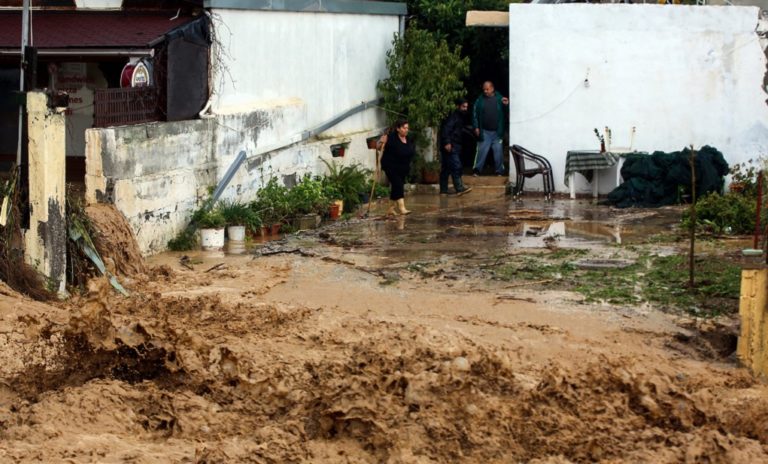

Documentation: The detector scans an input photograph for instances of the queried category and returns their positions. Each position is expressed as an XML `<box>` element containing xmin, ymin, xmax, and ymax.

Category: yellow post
<box><xmin>738</xmin><ymin>269</ymin><xmax>768</xmax><ymax>378</ymax></box>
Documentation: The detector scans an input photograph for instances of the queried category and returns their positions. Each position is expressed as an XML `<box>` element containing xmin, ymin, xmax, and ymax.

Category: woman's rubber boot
<box><xmin>396</xmin><ymin>198</ymin><xmax>411</xmax><ymax>215</ymax></box>
<box><xmin>386</xmin><ymin>200</ymin><xmax>399</xmax><ymax>216</ymax></box>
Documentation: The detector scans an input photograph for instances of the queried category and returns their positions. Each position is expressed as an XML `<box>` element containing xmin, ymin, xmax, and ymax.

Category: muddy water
<box><xmin>1</xmin><ymin>195</ymin><xmax>766</xmax><ymax>462</ymax></box>
<box><xmin>322</xmin><ymin>196</ymin><xmax>686</xmax><ymax>265</ymax></box>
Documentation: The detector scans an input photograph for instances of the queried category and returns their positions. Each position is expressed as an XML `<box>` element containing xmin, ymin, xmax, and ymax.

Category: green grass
<box><xmin>492</xmin><ymin>251</ymin><xmax>741</xmax><ymax>316</ymax></box>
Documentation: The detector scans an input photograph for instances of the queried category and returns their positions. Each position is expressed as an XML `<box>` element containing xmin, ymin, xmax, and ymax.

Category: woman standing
<box><xmin>378</xmin><ymin>118</ymin><xmax>415</xmax><ymax>216</ymax></box>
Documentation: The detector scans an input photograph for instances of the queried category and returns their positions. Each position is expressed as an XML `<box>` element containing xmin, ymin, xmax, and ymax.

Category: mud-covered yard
<box><xmin>0</xmin><ymin>195</ymin><xmax>766</xmax><ymax>463</ymax></box>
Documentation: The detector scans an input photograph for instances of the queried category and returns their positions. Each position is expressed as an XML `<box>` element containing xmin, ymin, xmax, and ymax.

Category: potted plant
<box><xmin>594</xmin><ymin>128</ymin><xmax>606</xmax><ymax>153</ymax></box>
<box><xmin>321</xmin><ymin>160</ymin><xmax>371</xmax><ymax>214</ymax></box>
<box><xmin>193</xmin><ymin>207</ymin><xmax>226</xmax><ymax>251</ymax></box>
<box><xmin>253</xmin><ymin>177</ymin><xmax>290</xmax><ymax>235</ymax></box>
<box><xmin>421</xmin><ymin>159</ymin><xmax>441</xmax><ymax>184</ymax></box>
<box><xmin>366</xmin><ymin>134</ymin><xmax>381</xmax><ymax>150</ymax></box>
<box><xmin>219</xmin><ymin>200</ymin><xmax>254</xmax><ymax>242</ymax></box>
<box><xmin>287</xmin><ymin>175</ymin><xmax>328</xmax><ymax>230</ymax></box>
<box><xmin>330</xmin><ymin>140</ymin><xmax>350</xmax><ymax>158</ymax></box>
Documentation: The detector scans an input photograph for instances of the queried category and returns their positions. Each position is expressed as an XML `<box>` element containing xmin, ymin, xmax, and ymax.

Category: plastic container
<box><xmin>227</xmin><ymin>225</ymin><xmax>246</xmax><ymax>241</ymax></box>
<box><xmin>200</xmin><ymin>228</ymin><xmax>225</xmax><ymax>251</ymax></box>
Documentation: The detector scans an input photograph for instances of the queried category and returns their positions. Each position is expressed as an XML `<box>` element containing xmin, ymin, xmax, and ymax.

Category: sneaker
<box><xmin>496</xmin><ymin>173</ymin><xmax>505</xmax><ymax>177</ymax></box>
<box><xmin>472</xmin><ymin>169</ymin><xmax>480</xmax><ymax>177</ymax></box>
<box><xmin>456</xmin><ymin>187</ymin><xmax>473</xmax><ymax>197</ymax></box>
<box><xmin>439</xmin><ymin>190</ymin><xmax>451</xmax><ymax>195</ymax></box>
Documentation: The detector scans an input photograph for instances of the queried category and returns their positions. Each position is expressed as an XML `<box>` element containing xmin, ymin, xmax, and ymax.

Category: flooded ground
<box><xmin>0</xmin><ymin>194</ymin><xmax>766</xmax><ymax>463</ymax></box>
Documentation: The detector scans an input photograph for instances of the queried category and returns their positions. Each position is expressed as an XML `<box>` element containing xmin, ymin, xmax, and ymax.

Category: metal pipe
<box><xmin>16</xmin><ymin>0</ymin><xmax>29</xmax><ymax>167</ymax></box>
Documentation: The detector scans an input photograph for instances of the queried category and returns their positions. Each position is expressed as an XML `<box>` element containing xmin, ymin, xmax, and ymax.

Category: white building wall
<box><xmin>508</xmin><ymin>4</ymin><xmax>768</xmax><ymax>195</ymax></box>
<box><xmin>209</xmin><ymin>9</ymin><xmax>397</xmax><ymax>136</ymax></box>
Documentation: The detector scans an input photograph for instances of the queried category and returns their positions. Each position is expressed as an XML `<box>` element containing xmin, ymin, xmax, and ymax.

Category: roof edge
<box><xmin>203</xmin><ymin>0</ymin><xmax>407</xmax><ymax>16</ymax></box>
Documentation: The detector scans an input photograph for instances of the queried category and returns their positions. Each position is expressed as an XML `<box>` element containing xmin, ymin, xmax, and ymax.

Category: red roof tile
<box><xmin>0</xmin><ymin>11</ymin><xmax>195</xmax><ymax>49</ymax></box>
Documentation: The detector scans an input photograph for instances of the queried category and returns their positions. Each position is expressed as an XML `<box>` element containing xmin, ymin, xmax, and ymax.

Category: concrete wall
<box><xmin>86</xmin><ymin>100</ymin><xmax>381</xmax><ymax>255</ymax></box>
<box><xmin>25</xmin><ymin>92</ymin><xmax>66</xmax><ymax>294</ymax></box>
<box><xmin>209</xmin><ymin>9</ymin><xmax>397</xmax><ymax>135</ymax></box>
<box><xmin>508</xmin><ymin>5</ymin><xmax>768</xmax><ymax>194</ymax></box>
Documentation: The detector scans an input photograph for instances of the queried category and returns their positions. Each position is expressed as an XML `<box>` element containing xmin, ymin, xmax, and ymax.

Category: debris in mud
<box><xmin>1</xmin><ymin>196</ymin><xmax>766</xmax><ymax>462</ymax></box>
<box><xmin>667</xmin><ymin>317</ymin><xmax>740</xmax><ymax>361</ymax></box>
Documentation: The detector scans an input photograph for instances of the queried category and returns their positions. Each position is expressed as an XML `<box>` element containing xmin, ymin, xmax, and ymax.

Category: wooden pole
<box><xmin>689</xmin><ymin>145</ymin><xmax>696</xmax><ymax>288</ymax></box>
<box><xmin>754</xmin><ymin>170</ymin><xmax>763</xmax><ymax>249</ymax></box>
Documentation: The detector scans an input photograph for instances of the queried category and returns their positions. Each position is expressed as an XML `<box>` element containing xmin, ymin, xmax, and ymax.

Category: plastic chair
<box><xmin>605</xmin><ymin>126</ymin><xmax>636</xmax><ymax>154</ymax></box>
<box><xmin>510</xmin><ymin>145</ymin><xmax>555</xmax><ymax>200</ymax></box>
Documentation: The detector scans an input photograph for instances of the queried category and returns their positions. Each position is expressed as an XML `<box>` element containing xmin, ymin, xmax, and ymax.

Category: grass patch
<box><xmin>492</xmin><ymin>252</ymin><xmax>741</xmax><ymax>316</ymax></box>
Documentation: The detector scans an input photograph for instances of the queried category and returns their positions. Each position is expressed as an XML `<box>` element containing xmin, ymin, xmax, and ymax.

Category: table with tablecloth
<box><xmin>564</xmin><ymin>150</ymin><xmax>647</xmax><ymax>198</ymax></box>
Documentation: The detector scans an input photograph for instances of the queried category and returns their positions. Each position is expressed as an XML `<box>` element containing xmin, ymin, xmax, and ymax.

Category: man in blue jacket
<box><xmin>439</xmin><ymin>98</ymin><xmax>473</xmax><ymax>196</ymax></box>
<box><xmin>472</xmin><ymin>81</ymin><xmax>509</xmax><ymax>176</ymax></box>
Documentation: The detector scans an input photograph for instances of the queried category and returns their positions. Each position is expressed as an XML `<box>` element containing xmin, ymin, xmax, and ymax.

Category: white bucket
<box><xmin>200</xmin><ymin>228</ymin><xmax>225</xmax><ymax>251</ymax></box>
<box><xmin>227</xmin><ymin>225</ymin><xmax>246</xmax><ymax>242</ymax></box>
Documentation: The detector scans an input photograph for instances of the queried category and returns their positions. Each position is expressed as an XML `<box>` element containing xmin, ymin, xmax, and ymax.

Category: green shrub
<box><xmin>287</xmin><ymin>175</ymin><xmax>329</xmax><ymax>215</ymax></box>
<box><xmin>321</xmin><ymin>160</ymin><xmax>371</xmax><ymax>211</ymax></box>
<box><xmin>682</xmin><ymin>192</ymin><xmax>756</xmax><ymax>235</ymax></box>
<box><xmin>371</xmin><ymin>181</ymin><xmax>390</xmax><ymax>200</ymax></box>
<box><xmin>252</xmin><ymin>178</ymin><xmax>290</xmax><ymax>225</ymax></box>
<box><xmin>220</xmin><ymin>200</ymin><xmax>262</xmax><ymax>231</ymax></box>
<box><xmin>729</xmin><ymin>159</ymin><xmax>764</xmax><ymax>198</ymax></box>
<box><xmin>168</xmin><ymin>229</ymin><xmax>197</xmax><ymax>251</ymax></box>
<box><xmin>193</xmin><ymin>208</ymin><xmax>226</xmax><ymax>229</ymax></box>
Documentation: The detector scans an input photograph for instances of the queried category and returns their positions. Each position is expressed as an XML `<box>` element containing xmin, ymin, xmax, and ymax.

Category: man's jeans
<box><xmin>473</xmin><ymin>129</ymin><xmax>504</xmax><ymax>174</ymax></box>
<box><xmin>440</xmin><ymin>144</ymin><xmax>463</xmax><ymax>192</ymax></box>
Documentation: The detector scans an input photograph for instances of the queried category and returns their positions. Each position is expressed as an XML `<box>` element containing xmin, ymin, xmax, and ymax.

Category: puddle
<box><xmin>305</xmin><ymin>195</ymin><xmax>686</xmax><ymax>265</ymax></box>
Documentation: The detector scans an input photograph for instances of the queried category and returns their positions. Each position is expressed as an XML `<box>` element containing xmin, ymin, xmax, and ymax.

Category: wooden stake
<box><xmin>689</xmin><ymin>145</ymin><xmax>696</xmax><ymax>288</ymax></box>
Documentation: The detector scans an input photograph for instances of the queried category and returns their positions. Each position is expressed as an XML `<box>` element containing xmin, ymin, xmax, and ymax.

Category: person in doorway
<box><xmin>378</xmin><ymin>118</ymin><xmax>415</xmax><ymax>216</ymax></box>
<box><xmin>472</xmin><ymin>80</ymin><xmax>509</xmax><ymax>176</ymax></box>
<box><xmin>439</xmin><ymin>98</ymin><xmax>473</xmax><ymax>196</ymax></box>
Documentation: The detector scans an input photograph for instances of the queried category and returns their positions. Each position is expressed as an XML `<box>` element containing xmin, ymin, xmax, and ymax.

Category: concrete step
<box><xmin>463</xmin><ymin>175</ymin><xmax>508</xmax><ymax>187</ymax></box>
<box><xmin>407</xmin><ymin>182</ymin><xmax>507</xmax><ymax>195</ymax></box>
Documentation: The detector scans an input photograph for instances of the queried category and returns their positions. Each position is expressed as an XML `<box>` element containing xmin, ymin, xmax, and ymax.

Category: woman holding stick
<box><xmin>378</xmin><ymin>118</ymin><xmax>415</xmax><ymax>216</ymax></box>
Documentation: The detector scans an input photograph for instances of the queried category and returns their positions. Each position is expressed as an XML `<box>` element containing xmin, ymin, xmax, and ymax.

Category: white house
<box><xmin>84</xmin><ymin>0</ymin><xmax>407</xmax><ymax>254</ymax></box>
<box><xmin>504</xmin><ymin>4</ymin><xmax>768</xmax><ymax>195</ymax></box>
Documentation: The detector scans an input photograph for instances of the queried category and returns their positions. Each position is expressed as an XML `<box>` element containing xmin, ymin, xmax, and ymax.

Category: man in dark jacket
<box><xmin>439</xmin><ymin>98</ymin><xmax>473</xmax><ymax>196</ymax></box>
<box><xmin>472</xmin><ymin>81</ymin><xmax>509</xmax><ymax>176</ymax></box>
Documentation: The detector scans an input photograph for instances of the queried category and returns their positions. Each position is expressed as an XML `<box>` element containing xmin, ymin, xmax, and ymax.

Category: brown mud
<box><xmin>0</xmin><ymin>196</ymin><xmax>767</xmax><ymax>463</ymax></box>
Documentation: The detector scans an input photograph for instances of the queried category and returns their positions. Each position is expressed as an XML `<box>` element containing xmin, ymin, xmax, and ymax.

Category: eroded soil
<box><xmin>0</xmin><ymin>197</ymin><xmax>766</xmax><ymax>463</ymax></box>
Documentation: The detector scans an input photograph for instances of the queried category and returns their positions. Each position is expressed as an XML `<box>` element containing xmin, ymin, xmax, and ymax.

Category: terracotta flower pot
<box><xmin>366</xmin><ymin>136</ymin><xmax>379</xmax><ymax>150</ymax></box>
<box><xmin>329</xmin><ymin>203</ymin><xmax>341</xmax><ymax>219</ymax></box>
<box><xmin>422</xmin><ymin>170</ymin><xmax>440</xmax><ymax>185</ymax></box>
<box><xmin>330</xmin><ymin>143</ymin><xmax>347</xmax><ymax>158</ymax></box>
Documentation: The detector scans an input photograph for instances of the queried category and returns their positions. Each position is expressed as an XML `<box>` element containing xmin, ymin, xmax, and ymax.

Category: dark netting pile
<box><xmin>604</xmin><ymin>146</ymin><xmax>729</xmax><ymax>208</ymax></box>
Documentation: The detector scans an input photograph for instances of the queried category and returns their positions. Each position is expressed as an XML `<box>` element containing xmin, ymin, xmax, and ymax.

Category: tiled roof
<box><xmin>0</xmin><ymin>11</ymin><xmax>196</xmax><ymax>49</ymax></box>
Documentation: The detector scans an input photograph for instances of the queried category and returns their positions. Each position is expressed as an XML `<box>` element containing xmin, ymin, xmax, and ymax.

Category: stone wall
<box><xmin>85</xmin><ymin>100</ymin><xmax>382</xmax><ymax>255</ymax></box>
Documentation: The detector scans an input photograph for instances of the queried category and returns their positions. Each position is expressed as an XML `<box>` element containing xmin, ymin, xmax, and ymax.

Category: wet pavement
<box><xmin>288</xmin><ymin>193</ymin><xmax>686</xmax><ymax>266</ymax></box>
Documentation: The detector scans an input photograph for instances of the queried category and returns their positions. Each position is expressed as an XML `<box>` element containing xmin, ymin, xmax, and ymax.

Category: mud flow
<box><xmin>0</xmin><ymin>199</ymin><xmax>766</xmax><ymax>463</ymax></box>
